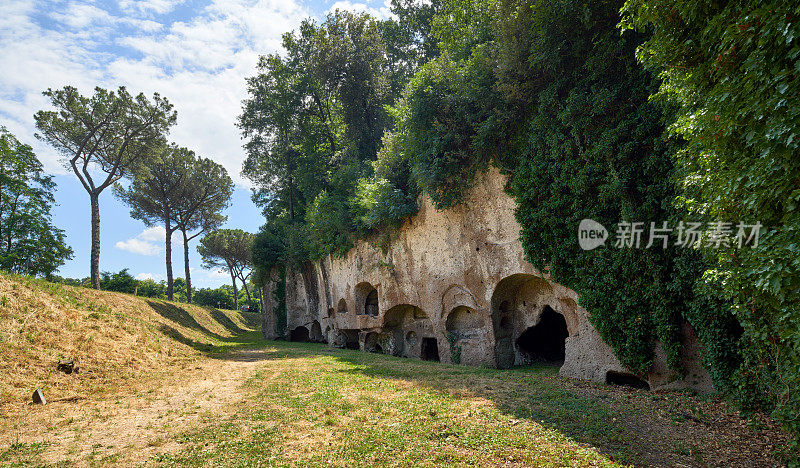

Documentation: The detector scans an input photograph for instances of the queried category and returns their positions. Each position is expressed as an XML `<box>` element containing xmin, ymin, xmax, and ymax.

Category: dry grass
<box><xmin>0</xmin><ymin>272</ymin><xmax>257</xmax><ymax>416</ymax></box>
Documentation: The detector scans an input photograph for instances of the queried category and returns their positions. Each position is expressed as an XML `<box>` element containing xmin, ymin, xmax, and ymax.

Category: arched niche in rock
<box><xmin>490</xmin><ymin>273</ymin><xmax>574</xmax><ymax>369</ymax></box>
<box><xmin>354</xmin><ymin>282</ymin><xmax>379</xmax><ymax>316</ymax></box>
<box><xmin>382</xmin><ymin>304</ymin><xmax>432</xmax><ymax>358</ymax></box>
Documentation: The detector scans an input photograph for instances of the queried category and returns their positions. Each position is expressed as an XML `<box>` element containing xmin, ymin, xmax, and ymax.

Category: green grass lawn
<box><xmin>152</xmin><ymin>341</ymin><xmax>645</xmax><ymax>467</ymax></box>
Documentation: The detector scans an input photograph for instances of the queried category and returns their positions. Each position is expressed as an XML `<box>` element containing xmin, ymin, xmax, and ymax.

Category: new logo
<box><xmin>578</xmin><ymin>219</ymin><xmax>608</xmax><ymax>250</ymax></box>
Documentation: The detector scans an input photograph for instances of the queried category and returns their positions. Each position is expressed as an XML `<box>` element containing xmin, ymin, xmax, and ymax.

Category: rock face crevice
<box><xmin>279</xmin><ymin>168</ymin><xmax>712</xmax><ymax>391</ymax></box>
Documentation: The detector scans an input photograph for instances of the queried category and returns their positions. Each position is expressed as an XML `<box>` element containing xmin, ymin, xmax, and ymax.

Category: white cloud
<box><xmin>116</xmin><ymin>225</ymin><xmax>183</xmax><ymax>255</ymax></box>
<box><xmin>0</xmin><ymin>0</ymin><xmax>310</xmax><ymax>186</ymax></box>
<box><xmin>135</xmin><ymin>272</ymin><xmax>163</xmax><ymax>281</ymax></box>
<box><xmin>138</xmin><ymin>225</ymin><xmax>183</xmax><ymax>244</ymax></box>
<box><xmin>50</xmin><ymin>4</ymin><xmax>115</xmax><ymax>30</ymax></box>
<box><xmin>327</xmin><ymin>0</ymin><xmax>392</xmax><ymax>18</ymax></box>
<box><xmin>119</xmin><ymin>0</ymin><xmax>187</xmax><ymax>16</ymax></box>
<box><xmin>207</xmin><ymin>269</ymin><xmax>228</xmax><ymax>279</ymax></box>
<box><xmin>115</xmin><ymin>238</ymin><xmax>161</xmax><ymax>256</ymax></box>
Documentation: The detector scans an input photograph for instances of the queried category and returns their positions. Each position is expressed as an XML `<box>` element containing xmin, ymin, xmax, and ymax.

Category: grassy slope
<box><xmin>0</xmin><ymin>272</ymin><xmax>259</xmax><ymax>409</ymax></box>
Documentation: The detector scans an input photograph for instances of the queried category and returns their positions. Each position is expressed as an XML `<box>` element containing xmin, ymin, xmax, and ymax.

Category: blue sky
<box><xmin>0</xmin><ymin>0</ymin><xmax>393</xmax><ymax>288</ymax></box>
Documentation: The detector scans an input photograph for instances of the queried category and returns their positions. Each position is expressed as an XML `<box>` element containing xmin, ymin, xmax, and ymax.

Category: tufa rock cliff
<box><xmin>264</xmin><ymin>168</ymin><xmax>712</xmax><ymax>391</ymax></box>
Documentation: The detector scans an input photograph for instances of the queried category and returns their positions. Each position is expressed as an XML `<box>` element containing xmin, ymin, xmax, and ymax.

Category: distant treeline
<box><xmin>50</xmin><ymin>269</ymin><xmax>259</xmax><ymax>312</ymax></box>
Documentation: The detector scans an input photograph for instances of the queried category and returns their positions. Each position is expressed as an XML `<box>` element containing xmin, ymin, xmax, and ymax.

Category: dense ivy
<box><xmin>502</xmin><ymin>0</ymin><xmax>694</xmax><ymax>374</ymax></box>
<box><xmin>623</xmin><ymin>0</ymin><xmax>800</xmax><ymax>450</ymax></box>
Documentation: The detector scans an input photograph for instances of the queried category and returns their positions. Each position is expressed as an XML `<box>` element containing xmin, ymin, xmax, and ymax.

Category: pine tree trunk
<box><xmin>242</xmin><ymin>280</ymin><xmax>252</xmax><ymax>307</ymax></box>
<box><xmin>165</xmin><ymin>218</ymin><xmax>173</xmax><ymax>301</ymax></box>
<box><xmin>230</xmin><ymin>269</ymin><xmax>239</xmax><ymax>311</ymax></box>
<box><xmin>182</xmin><ymin>229</ymin><xmax>192</xmax><ymax>304</ymax></box>
<box><xmin>90</xmin><ymin>192</ymin><xmax>101</xmax><ymax>289</ymax></box>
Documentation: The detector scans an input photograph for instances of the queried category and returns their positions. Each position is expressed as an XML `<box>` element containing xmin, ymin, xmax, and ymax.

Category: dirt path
<box><xmin>1</xmin><ymin>349</ymin><xmax>268</xmax><ymax>465</ymax></box>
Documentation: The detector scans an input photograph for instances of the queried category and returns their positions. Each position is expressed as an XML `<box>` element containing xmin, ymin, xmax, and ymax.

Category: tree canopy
<box><xmin>198</xmin><ymin>229</ymin><xmax>255</xmax><ymax>310</ymax></box>
<box><xmin>34</xmin><ymin>85</ymin><xmax>176</xmax><ymax>288</ymax></box>
<box><xmin>172</xmin><ymin>155</ymin><xmax>233</xmax><ymax>304</ymax></box>
<box><xmin>240</xmin><ymin>6</ymin><xmax>440</xmax><ymax>267</ymax></box>
<box><xmin>115</xmin><ymin>143</ymin><xmax>194</xmax><ymax>300</ymax></box>
<box><xmin>0</xmin><ymin>127</ymin><xmax>73</xmax><ymax>277</ymax></box>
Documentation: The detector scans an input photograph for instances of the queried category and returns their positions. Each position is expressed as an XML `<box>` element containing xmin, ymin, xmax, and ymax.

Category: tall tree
<box><xmin>115</xmin><ymin>144</ymin><xmax>192</xmax><ymax>300</ymax></box>
<box><xmin>172</xmin><ymin>156</ymin><xmax>233</xmax><ymax>304</ymax></box>
<box><xmin>240</xmin><ymin>11</ymin><xmax>403</xmax><ymax>264</ymax></box>
<box><xmin>0</xmin><ymin>127</ymin><xmax>73</xmax><ymax>277</ymax></box>
<box><xmin>197</xmin><ymin>229</ymin><xmax>254</xmax><ymax>310</ymax></box>
<box><xmin>382</xmin><ymin>0</ymin><xmax>443</xmax><ymax>94</ymax></box>
<box><xmin>34</xmin><ymin>86</ymin><xmax>176</xmax><ymax>288</ymax></box>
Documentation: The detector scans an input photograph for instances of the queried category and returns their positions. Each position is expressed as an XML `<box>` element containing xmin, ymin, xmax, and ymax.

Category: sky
<box><xmin>0</xmin><ymin>0</ymin><xmax>392</xmax><ymax>288</ymax></box>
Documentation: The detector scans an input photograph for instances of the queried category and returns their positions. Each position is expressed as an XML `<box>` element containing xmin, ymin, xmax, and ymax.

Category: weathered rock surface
<box><xmin>278</xmin><ymin>168</ymin><xmax>713</xmax><ymax>391</ymax></box>
<box><xmin>57</xmin><ymin>358</ymin><xmax>78</xmax><ymax>374</ymax></box>
<box><xmin>32</xmin><ymin>388</ymin><xmax>46</xmax><ymax>404</ymax></box>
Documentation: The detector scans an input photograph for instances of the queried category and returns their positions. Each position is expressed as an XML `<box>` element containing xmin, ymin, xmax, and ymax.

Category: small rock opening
<box><xmin>310</xmin><ymin>320</ymin><xmax>323</xmax><ymax>342</ymax></box>
<box><xmin>290</xmin><ymin>326</ymin><xmax>310</xmax><ymax>342</ymax></box>
<box><xmin>365</xmin><ymin>289</ymin><xmax>379</xmax><ymax>316</ymax></box>
<box><xmin>341</xmin><ymin>329</ymin><xmax>360</xmax><ymax>350</ymax></box>
<box><xmin>364</xmin><ymin>332</ymin><xmax>383</xmax><ymax>353</ymax></box>
<box><xmin>405</xmin><ymin>331</ymin><xmax>418</xmax><ymax>348</ymax></box>
<box><xmin>605</xmin><ymin>371</ymin><xmax>650</xmax><ymax>390</ymax></box>
<box><xmin>516</xmin><ymin>306</ymin><xmax>568</xmax><ymax>365</ymax></box>
<box><xmin>421</xmin><ymin>337</ymin><xmax>440</xmax><ymax>362</ymax></box>
<box><xmin>337</xmin><ymin>298</ymin><xmax>347</xmax><ymax>314</ymax></box>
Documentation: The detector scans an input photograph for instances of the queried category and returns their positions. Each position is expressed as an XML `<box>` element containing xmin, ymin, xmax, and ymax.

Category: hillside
<box><xmin>0</xmin><ymin>273</ymin><xmax>259</xmax><ymax>412</ymax></box>
<box><xmin>0</xmin><ymin>274</ymin><xmax>790</xmax><ymax>466</ymax></box>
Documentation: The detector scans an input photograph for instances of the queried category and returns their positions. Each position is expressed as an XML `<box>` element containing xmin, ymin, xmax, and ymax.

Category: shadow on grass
<box><xmin>232</xmin><ymin>340</ymin><xmax>661</xmax><ymax>465</ymax></box>
<box><xmin>206</xmin><ymin>307</ymin><xmax>247</xmax><ymax>335</ymax></box>
<box><xmin>146</xmin><ymin>299</ymin><xmax>227</xmax><ymax>341</ymax></box>
<box><xmin>156</xmin><ymin>320</ymin><xmax>268</xmax><ymax>354</ymax></box>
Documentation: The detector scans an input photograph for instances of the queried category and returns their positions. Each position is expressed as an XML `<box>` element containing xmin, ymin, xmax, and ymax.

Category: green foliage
<box><xmin>136</xmin><ymin>279</ymin><xmax>166</xmax><ymax>299</ymax></box>
<box><xmin>251</xmin><ymin>223</ymin><xmax>286</xmax><ymax>282</ymax></box>
<box><xmin>95</xmin><ymin>269</ymin><xmax>166</xmax><ymax>298</ymax></box>
<box><xmin>446</xmin><ymin>331</ymin><xmax>462</xmax><ymax>365</ymax></box>
<box><xmin>351</xmin><ymin>177</ymin><xmax>417</xmax><ymax>231</ymax></box>
<box><xmin>49</xmin><ymin>275</ymin><xmax>87</xmax><ymax>287</ymax></box>
<box><xmin>305</xmin><ymin>191</ymin><xmax>353</xmax><ymax>259</ymax></box>
<box><xmin>115</xmin><ymin>144</ymin><xmax>194</xmax><ymax>230</ymax></box>
<box><xmin>99</xmin><ymin>269</ymin><xmax>138</xmax><ymax>294</ymax></box>
<box><xmin>273</xmin><ymin>268</ymin><xmax>287</xmax><ymax>338</ymax></box>
<box><xmin>381</xmin><ymin>0</ymin><xmax>443</xmax><ymax>94</ymax></box>
<box><xmin>382</xmin><ymin>51</ymin><xmax>497</xmax><ymax>210</ymax></box>
<box><xmin>0</xmin><ymin>128</ymin><xmax>73</xmax><ymax>277</ymax></box>
<box><xmin>34</xmin><ymin>86</ymin><xmax>176</xmax><ymax>186</ymax></box>
<box><xmin>193</xmin><ymin>285</ymin><xmax>235</xmax><ymax>310</ymax></box>
<box><xmin>198</xmin><ymin>229</ymin><xmax>255</xmax><ymax>309</ymax></box>
<box><xmin>198</xmin><ymin>229</ymin><xmax>255</xmax><ymax>274</ymax></box>
<box><xmin>623</xmin><ymin>0</ymin><xmax>800</xmax><ymax>449</ymax></box>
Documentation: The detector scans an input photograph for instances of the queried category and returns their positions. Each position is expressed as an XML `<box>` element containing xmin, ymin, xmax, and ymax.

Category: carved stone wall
<box><xmin>281</xmin><ymin>168</ymin><xmax>713</xmax><ymax>391</ymax></box>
